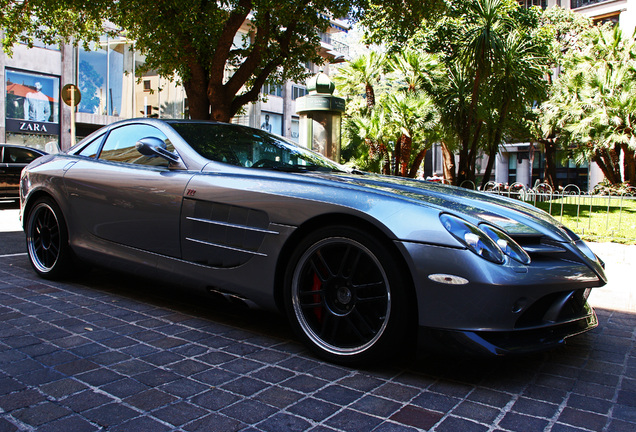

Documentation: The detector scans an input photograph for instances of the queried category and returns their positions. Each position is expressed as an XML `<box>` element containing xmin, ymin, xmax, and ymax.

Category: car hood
<box><xmin>313</xmin><ymin>171</ymin><xmax>572</xmax><ymax>242</ymax></box>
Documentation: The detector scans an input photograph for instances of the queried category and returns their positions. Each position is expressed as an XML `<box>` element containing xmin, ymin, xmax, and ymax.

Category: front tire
<box><xmin>26</xmin><ymin>198</ymin><xmax>72</xmax><ymax>279</ymax></box>
<box><xmin>284</xmin><ymin>226</ymin><xmax>411</xmax><ymax>365</ymax></box>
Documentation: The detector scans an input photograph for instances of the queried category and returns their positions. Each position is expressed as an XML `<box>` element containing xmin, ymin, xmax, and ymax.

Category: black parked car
<box><xmin>1</xmin><ymin>144</ymin><xmax>46</xmax><ymax>200</ymax></box>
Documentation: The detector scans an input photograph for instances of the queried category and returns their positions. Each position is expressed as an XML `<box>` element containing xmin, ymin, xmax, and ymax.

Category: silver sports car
<box><xmin>20</xmin><ymin>119</ymin><xmax>607</xmax><ymax>364</ymax></box>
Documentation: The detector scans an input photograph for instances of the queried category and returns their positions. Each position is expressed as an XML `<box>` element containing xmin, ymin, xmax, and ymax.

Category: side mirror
<box><xmin>136</xmin><ymin>137</ymin><xmax>180</xmax><ymax>164</ymax></box>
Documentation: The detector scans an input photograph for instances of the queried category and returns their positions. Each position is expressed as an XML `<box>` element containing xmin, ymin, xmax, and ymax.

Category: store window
<box><xmin>78</xmin><ymin>36</ymin><xmax>127</xmax><ymax>116</ymax></box>
<box><xmin>260</xmin><ymin>112</ymin><xmax>283</xmax><ymax>136</ymax></box>
<box><xmin>4</xmin><ymin>69</ymin><xmax>60</xmax><ymax>152</ymax></box>
<box><xmin>291</xmin><ymin>118</ymin><xmax>299</xmax><ymax>143</ymax></box>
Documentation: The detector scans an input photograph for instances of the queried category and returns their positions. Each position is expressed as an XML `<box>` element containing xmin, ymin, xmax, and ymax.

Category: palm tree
<box><xmin>333</xmin><ymin>51</ymin><xmax>385</xmax><ymax>111</ymax></box>
<box><xmin>541</xmin><ymin>25</ymin><xmax>636</xmax><ymax>186</ymax></box>
<box><xmin>455</xmin><ymin>0</ymin><xmax>507</xmax><ymax>186</ymax></box>
<box><xmin>384</xmin><ymin>92</ymin><xmax>439</xmax><ymax>177</ymax></box>
<box><xmin>479</xmin><ymin>28</ymin><xmax>548</xmax><ymax>188</ymax></box>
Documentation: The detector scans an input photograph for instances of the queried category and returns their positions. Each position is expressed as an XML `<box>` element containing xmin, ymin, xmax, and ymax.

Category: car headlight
<box><xmin>440</xmin><ymin>214</ymin><xmax>505</xmax><ymax>264</ymax></box>
<box><xmin>480</xmin><ymin>224</ymin><xmax>531</xmax><ymax>265</ymax></box>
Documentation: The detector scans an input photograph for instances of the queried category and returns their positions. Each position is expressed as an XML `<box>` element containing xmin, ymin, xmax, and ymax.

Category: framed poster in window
<box><xmin>5</xmin><ymin>69</ymin><xmax>60</xmax><ymax>135</ymax></box>
<box><xmin>260</xmin><ymin>112</ymin><xmax>282</xmax><ymax>136</ymax></box>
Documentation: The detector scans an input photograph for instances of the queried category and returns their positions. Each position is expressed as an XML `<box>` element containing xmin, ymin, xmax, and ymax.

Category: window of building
<box><xmin>262</xmin><ymin>83</ymin><xmax>283</xmax><ymax>97</ymax></box>
<box><xmin>77</xmin><ymin>36</ymin><xmax>127</xmax><ymax>116</ymax></box>
<box><xmin>593</xmin><ymin>12</ymin><xmax>620</xmax><ymax>26</ymax></box>
<box><xmin>518</xmin><ymin>0</ymin><xmax>547</xmax><ymax>9</ymax></box>
<box><xmin>143</xmin><ymin>80</ymin><xmax>151</xmax><ymax>91</ymax></box>
<box><xmin>571</xmin><ymin>0</ymin><xmax>612</xmax><ymax>9</ymax></box>
<box><xmin>292</xmin><ymin>85</ymin><xmax>307</xmax><ymax>100</ymax></box>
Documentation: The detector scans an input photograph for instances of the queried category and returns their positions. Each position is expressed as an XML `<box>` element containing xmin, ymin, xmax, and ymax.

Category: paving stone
<box><xmin>12</xmin><ymin>401</ymin><xmax>73</xmax><ymax>428</ymax></box>
<box><xmin>350</xmin><ymin>394</ymin><xmax>402</xmax><ymax>417</ymax></box>
<box><xmin>123</xmin><ymin>388</ymin><xmax>178</xmax><ymax>411</ymax></box>
<box><xmin>253</xmin><ymin>386</ymin><xmax>305</xmax><ymax>409</ymax></box>
<box><xmin>287</xmin><ymin>397</ymin><xmax>341</xmax><ymax>422</ymax></box>
<box><xmin>108</xmin><ymin>415</ymin><xmax>172</xmax><ymax>432</ymax></box>
<box><xmin>434</xmin><ymin>416</ymin><xmax>489</xmax><ymax>432</ymax></box>
<box><xmin>257</xmin><ymin>412</ymin><xmax>312</xmax><ymax>432</ymax></box>
<box><xmin>390</xmin><ymin>404</ymin><xmax>444</xmax><ymax>430</ymax></box>
<box><xmin>498</xmin><ymin>412</ymin><xmax>549</xmax><ymax>432</ymax></box>
<box><xmin>152</xmin><ymin>401</ymin><xmax>208</xmax><ymax>427</ymax></box>
<box><xmin>82</xmin><ymin>403</ymin><xmax>138</xmax><ymax>428</ymax></box>
<box><xmin>182</xmin><ymin>412</ymin><xmax>243</xmax><ymax>432</ymax></box>
<box><xmin>221</xmin><ymin>398</ymin><xmax>279</xmax><ymax>424</ymax></box>
<box><xmin>36</xmin><ymin>414</ymin><xmax>100</xmax><ymax>432</ymax></box>
<box><xmin>191</xmin><ymin>388</ymin><xmax>241</xmax><ymax>411</ymax></box>
<box><xmin>325</xmin><ymin>408</ymin><xmax>384</xmax><ymax>432</ymax></box>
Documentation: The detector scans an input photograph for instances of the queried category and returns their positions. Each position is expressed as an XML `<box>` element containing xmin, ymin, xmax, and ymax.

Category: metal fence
<box><xmin>464</xmin><ymin>181</ymin><xmax>636</xmax><ymax>243</ymax></box>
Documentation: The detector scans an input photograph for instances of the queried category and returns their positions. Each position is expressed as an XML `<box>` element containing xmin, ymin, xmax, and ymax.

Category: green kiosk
<box><xmin>295</xmin><ymin>70</ymin><xmax>345</xmax><ymax>162</ymax></box>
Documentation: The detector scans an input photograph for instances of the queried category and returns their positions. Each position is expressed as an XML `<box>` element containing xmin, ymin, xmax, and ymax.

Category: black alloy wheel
<box><xmin>284</xmin><ymin>225</ymin><xmax>410</xmax><ymax>364</ymax></box>
<box><xmin>26</xmin><ymin>198</ymin><xmax>71</xmax><ymax>279</ymax></box>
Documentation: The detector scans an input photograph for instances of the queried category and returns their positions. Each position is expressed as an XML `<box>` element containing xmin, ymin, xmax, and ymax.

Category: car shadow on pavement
<box><xmin>11</xmin><ymin>255</ymin><xmax>621</xmax><ymax>376</ymax></box>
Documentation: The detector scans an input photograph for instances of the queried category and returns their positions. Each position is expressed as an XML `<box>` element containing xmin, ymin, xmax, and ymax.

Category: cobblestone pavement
<box><xmin>1</xmin><ymin>207</ymin><xmax>635</xmax><ymax>431</ymax></box>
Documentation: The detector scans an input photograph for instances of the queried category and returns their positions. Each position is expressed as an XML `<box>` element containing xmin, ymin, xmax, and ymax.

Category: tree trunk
<box><xmin>541</xmin><ymin>139</ymin><xmax>557</xmax><ymax>188</ymax></box>
<box><xmin>480</xmin><ymin>144</ymin><xmax>498</xmax><ymax>189</ymax></box>
<box><xmin>399</xmin><ymin>134</ymin><xmax>412</xmax><ymax>177</ymax></box>
<box><xmin>441</xmin><ymin>142</ymin><xmax>456</xmax><ymax>185</ymax></box>
<box><xmin>365</xmin><ymin>84</ymin><xmax>375</xmax><ymax>110</ymax></box>
<box><xmin>408</xmin><ymin>149</ymin><xmax>427</xmax><ymax>179</ymax></box>
<box><xmin>592</xmin><ymin>145</ymin><xmax>622</xmax><ymax>185</ymax></box>
<box><xmin>621</xmin><ymin>143</ymin><xmax>636</xmax><ymax>186</ymax></box>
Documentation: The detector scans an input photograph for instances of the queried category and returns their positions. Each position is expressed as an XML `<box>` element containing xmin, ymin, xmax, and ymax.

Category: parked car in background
<box><xmin>19</xmin><ymin>119</ymin><xmax>607</xmax><ymax>364</ymax></box>
<box><xmin>1</xmin><ymin>144</ymin><xmax>46</xmax><ymax>200</ymax></box>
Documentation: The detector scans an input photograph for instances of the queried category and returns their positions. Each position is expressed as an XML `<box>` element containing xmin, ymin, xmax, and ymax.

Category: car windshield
<box><xmin>170</xmin><ymin>122</ymin><xmax>345</xmax><ymax>173</ymax></box>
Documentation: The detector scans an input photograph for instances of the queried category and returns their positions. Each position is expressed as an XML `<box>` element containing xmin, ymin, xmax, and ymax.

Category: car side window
<box><xmin>99</xmin><ymin>124</ymin><xmax>175</xmax><ymax>167</ymax></box>
<box><xmin>76</xmin><ymin>132</ymin><xmax>106</xmax><ymax>158</ymax></box>
<box><xmin>5</xmin><ymin>147</ymin><xmax>41</xmax><ymax>164</ymax></box>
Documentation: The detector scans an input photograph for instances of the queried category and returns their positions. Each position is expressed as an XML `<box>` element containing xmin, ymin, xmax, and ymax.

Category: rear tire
<box><xmin>25</xmin><ymin>198</ymin><xmax>72</xmax><ymax>279</ymax></box>
<box><xmin>283</xmin><ymin>225</ymin><xmax>411</xmax><ymax>365</ymax></box>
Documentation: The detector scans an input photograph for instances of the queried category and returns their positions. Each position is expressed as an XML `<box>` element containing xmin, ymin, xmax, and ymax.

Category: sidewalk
<box><xmin>587</xmin><ymin>242</ymin><xmax>636</xmax><ymax>313</ymax></box>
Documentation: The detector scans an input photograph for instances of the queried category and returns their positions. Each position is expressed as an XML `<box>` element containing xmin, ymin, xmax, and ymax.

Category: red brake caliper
<box><xmin>312</xmin><ymin>272</ymin><xmax>323</xmax><ymax>322</ymax></box>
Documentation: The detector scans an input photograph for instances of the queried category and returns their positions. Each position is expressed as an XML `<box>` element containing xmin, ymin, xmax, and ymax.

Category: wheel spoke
<box><xmin>350</xmin><ymin>307</ymin><xmax>379</xmax><ymax>338</ymax></box>
<box><xmin>309</xmin><ymin>251</ymin><xmax>333</xmax><ymax>281</ymax></box>
<box><xmin>339</xmin><ymin>245</ymin><xmax>363</xmax><ymax>278</ymax></box>
<box><xmin>342</xmin><ymin>312</ymin><xmax>370</xmax><ymax>343</ymax></box>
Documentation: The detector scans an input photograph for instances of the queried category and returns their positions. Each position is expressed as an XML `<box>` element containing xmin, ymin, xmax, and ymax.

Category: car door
<box><xmin>63</xmin><ymin>123</ymin><xmax>194</xmax><ymax>258</ymax></box>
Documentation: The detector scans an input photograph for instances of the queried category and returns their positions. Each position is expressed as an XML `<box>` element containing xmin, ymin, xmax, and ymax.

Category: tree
<box><xmin>531</xmin><ymin>6</ymin><xmax>593</xmax><ymax>188</ymax></box>
<box><xmin>333</xmin><ymin>51</ymin><xmax>385</xmax><ymax>111</ymax></box>
<box><xmin>541</xmin><ymin>25</ymin><xmax>636</xmax><ymax>187</ymax></box>
<box><xmin>357</xmin><ymin>0</ymin><xmax>448</xmax><ymax>50</ymax></box>
<box><xmin>479</xmin><ymin>28</ymin><xmax>548</xmax><ymax>188</ymax></box>
<box><xmin>336</xmin><ymin>49</ymin><xmax>440</xmax><ymax>177</ymax></box>
<box><xmin>397</xmin><ymin>0</ymin><xmax>551</xmax><ymax>186</ymax></box>
<box><xmin>1</xmin><ymin>0</ymin><xmax>360</xmax><ymax>121</ymax></box>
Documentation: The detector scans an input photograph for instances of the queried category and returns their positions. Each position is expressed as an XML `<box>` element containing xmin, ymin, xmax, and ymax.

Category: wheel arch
<box><xmin>22</xmin><ymin>190</ymin><xmax>65</xmax><ymax>231</ymax></box>
<box><xmin>273</xmin><ymin>213</ymin><xmax>418</xmax><ymax>330</ymax></box>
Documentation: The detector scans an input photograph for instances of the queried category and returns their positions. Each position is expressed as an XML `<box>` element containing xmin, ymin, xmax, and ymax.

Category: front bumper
<box><xmin>396</xmin><ymin>240</ymin><xmax>605</xmax><ymax>355</ymax></box>
<box><xmin>418</xmin><ymin>301</ymin><xmax>598</xmax><ymax>356</ymax></box>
